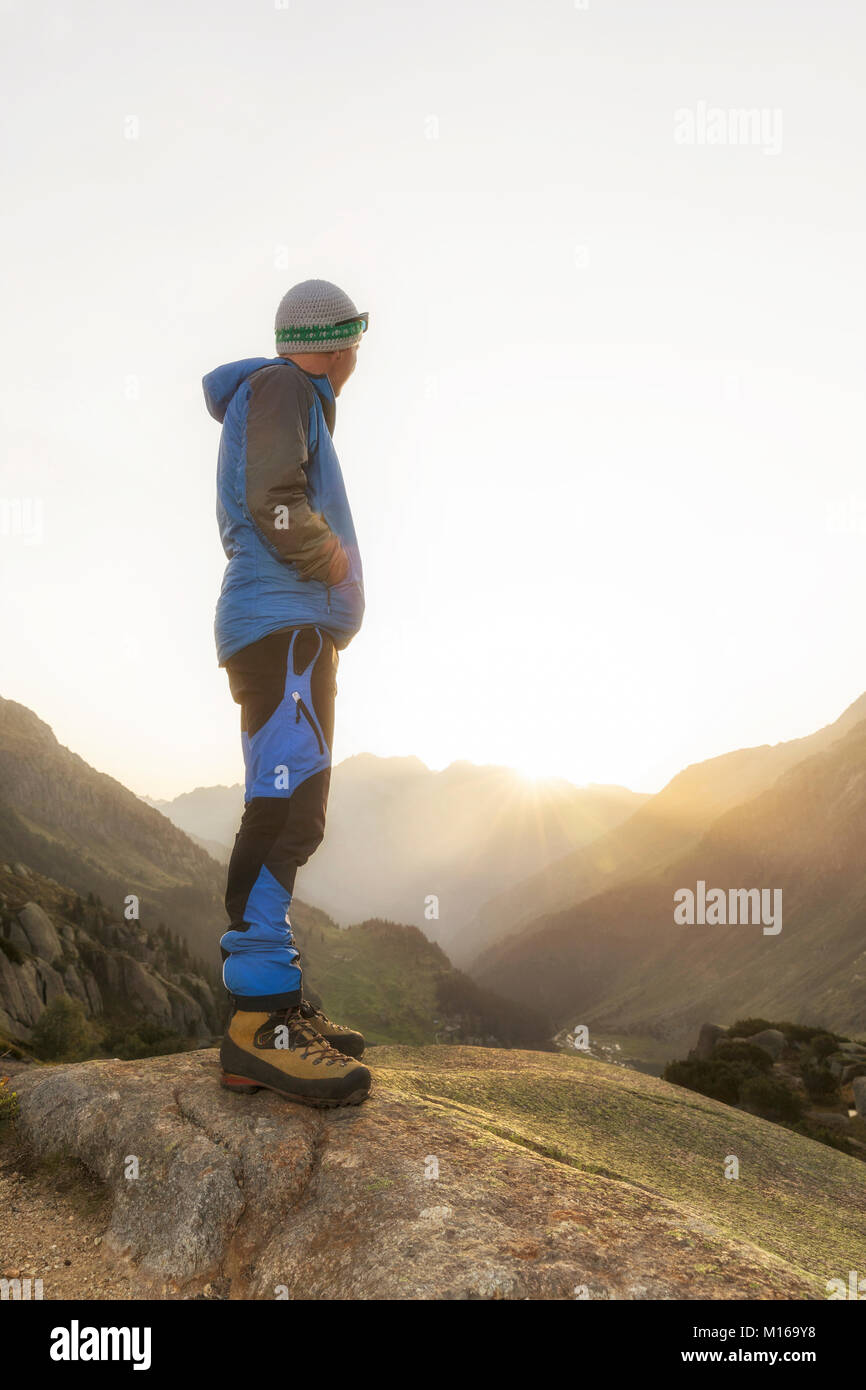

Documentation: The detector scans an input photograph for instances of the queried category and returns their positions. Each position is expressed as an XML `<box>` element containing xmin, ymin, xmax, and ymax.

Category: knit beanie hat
<box><xmin>275</xmin><ymin>279</ymin><xmax>368</xmax><ymax>354</ymax></box>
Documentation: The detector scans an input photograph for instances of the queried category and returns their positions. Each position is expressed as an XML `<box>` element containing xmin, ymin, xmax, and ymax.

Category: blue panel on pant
<box><xmin>242</xmin><ymin>633</ymin><xmax>331</xmax><ymax>801</ymax></box>
<box><xmin>220</xmin><ymin>863</ymin><xmax>301</xmax><ymax>999</ymax></box>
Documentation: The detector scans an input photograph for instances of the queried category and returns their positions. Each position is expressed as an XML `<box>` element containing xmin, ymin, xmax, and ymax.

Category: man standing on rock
<box><xmin>203</xmin><ymin>279</ymin><xmax>372</xmax><ymax>1108</ymax></box>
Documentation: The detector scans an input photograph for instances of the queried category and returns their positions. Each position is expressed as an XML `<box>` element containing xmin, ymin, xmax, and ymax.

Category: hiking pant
<box><xmin>221</xmin><ymin>625</ymin><xmax>337</xmax><ymax>1010</ymax></box>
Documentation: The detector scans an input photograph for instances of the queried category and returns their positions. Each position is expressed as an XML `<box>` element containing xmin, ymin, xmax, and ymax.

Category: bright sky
<box><xmin>2</xmin><ymin>0</ymin><xmax>864</xmax><ymax>799</ymax></box>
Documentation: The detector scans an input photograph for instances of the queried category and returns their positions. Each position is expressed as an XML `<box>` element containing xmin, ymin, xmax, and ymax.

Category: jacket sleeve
<box><xmin>244</xmin><ymin>365</ymin><xmax>349</xmax><ymax>584</ymax></box>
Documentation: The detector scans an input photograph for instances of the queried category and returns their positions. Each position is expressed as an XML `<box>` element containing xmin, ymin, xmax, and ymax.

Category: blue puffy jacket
<box><xmin>203</xmin><ymin>356</ymin><xmax>365</xmax><ymax>665</ymax></box>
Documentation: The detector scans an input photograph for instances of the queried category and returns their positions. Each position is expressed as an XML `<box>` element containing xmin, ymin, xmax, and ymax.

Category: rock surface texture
<box><xmin>10</xmin><ymin>1045</ymin><xmax>866</xmax><ymax>1300</ymax></box>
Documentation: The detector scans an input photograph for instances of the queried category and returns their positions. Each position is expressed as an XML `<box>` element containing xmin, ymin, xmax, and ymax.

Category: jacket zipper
<box><xmin>292</xmin><ymin>692</ymin><xmax>325</xmax><ymax>754</ymax></box>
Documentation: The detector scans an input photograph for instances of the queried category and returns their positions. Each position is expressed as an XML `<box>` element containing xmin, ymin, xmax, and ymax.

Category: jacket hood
<box><xmin>203</xmin><ymin>356</ymin><xmax>337</xmax><ymax>424</ymax></box>
<box><xmin>202</xmin><ymin>357</ymin><xmax>276</xmax><ymax>423</ymax></box>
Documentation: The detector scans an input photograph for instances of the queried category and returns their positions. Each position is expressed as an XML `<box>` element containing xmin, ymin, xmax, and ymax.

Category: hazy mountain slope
<box><xmin>475</xmin><ymin>716</ymin><xmax>866</xmax><ymax>1040</ymax></box>
<box><xmin>0</xmin><ymin>860</ymin><xmax>549</xmax><ymax>1053</ymax></box>
<box><xmin>142</xmin><ymin>784</ymin><xmax>242</xmax><ymax>863</ymax></box>
<box><xmin>148</xmin><ymin>754</ymin><xmax>646</xmax><ymax>964</ymax></box>
<box><xmin>289</xmin><ymin>907</ymin><xmax>551</xmax><ymax>1048</ymax></box>
<box><xmin>469</xmin><ymin>691</ymin><xmax>866</xmax><ymax>963</ymax></box>
<box><xmin>0</xmin><ymin>699</ymin><xmax>549</xmax><ymax>1051</ymax></box>
<box><xmin>0</xmin><ymin>697</ymin><xmax>225</xmax><ymax>966</ymax></box>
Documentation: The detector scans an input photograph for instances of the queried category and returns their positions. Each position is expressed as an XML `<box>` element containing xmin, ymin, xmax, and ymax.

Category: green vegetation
<box><xmin>663</xmin><ymin>1020</ymin><xmax>866</xmax><ymax>1161</ymax></box>
<box><xmin>20</xmin><ymin>1005</ymin><xmax>203</xmax><ymax>1065</ymax></box>
<box><xmin>664</xmin><ymin>1058</ymin><xmax>742</xmax><ymax>1105</ymax></box>
<box><xmin>793</xmin><ymin>1118</ymin><xmax>858</xmax><ymax>1157</ymax></box>
<box><xmin>99</xmin><ymin>1019</ymin><xmax>197</xmax><ymax>1061</ymax></box>
<box><xmin>30</xmin><ymin>997</ymin><xmax>95</xmax><ymax>1062</ymax></box>
<box><xmin>0</xmin><ymin>1075</ymin><xmax>18</xmax><ymax>1124</ymax></box>
<box><xmin>811</xmin><ymin>1033</ymin><xmax>842</xmax><ymax>1062</ymax></box>
<box><xmin>729</xmin><ymin>1017</ymin><xmax>775</xmax><ymax>1037</ymax></box>
<box><xmin>713</xmin><ymin>1040</ymin><xmax>774</xmax><ymax>1073</ymax></box>
<box><xmin>800</xmin><ymin>1063</ymin><xmax>841</xmax><ymax>1104</ymax></box>
<box><xmin>740</xmin><ymin>1074</ymin><xmax>803</xmax><ymax>1121</ymax></box>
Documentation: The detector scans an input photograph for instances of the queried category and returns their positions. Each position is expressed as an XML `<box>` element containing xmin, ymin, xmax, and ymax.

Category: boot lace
<box><xmin>261</xmin><ymin>1009</ymin><xmax>347</xmax><ymax>1067</ymax></box>
<box><xmin>299</xmin><ymin>1000</ymin><xmax>350</xmax><ymax>1033</ymax></box>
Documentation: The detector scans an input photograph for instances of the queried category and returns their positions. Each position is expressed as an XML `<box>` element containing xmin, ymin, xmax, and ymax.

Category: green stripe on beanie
<box><xmin>276</xmin><ymin>319</ymin><xmax>366</xmax><ymax>345</ymax></box>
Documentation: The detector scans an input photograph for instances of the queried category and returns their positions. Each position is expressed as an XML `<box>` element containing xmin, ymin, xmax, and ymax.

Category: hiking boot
<box><xmin>220</xmin><ymin>1007</ymin><xmax>371</xmax><ymax>1108</ymax></box>
<box><xmin>299</xmin><ymin>999</ymin><xmax>366</xmax><ymax>1059</ymax></box>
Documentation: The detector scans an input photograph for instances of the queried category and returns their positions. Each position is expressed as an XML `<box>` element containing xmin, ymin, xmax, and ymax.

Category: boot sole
<box><xmin>220</xmin><ymin>1071</ymin><xmax>370</xmax><ymax>1108</ymax></box>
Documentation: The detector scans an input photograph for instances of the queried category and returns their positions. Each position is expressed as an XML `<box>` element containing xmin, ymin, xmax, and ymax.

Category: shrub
<box><xmin>729</xmin><ymin>1018</ymin><xmax>774</xmax><ymax>1038</ymax></box>
<box><xmin>100</xmin><ymin>1019</ymin><xmax>190</xmax><ymax>1060</ymax></box>
<box><xmin>810</xmin><ymin>1034</ymin><xmax>840</xmax><ymax>1062</ymax></box>
<box><xmin>791</xmin><ymin>1118</ymin><xmax>857</xmax><ymax>1156</ymax></box>
<box><xmin>30</xmin><ymin>997</ymin><xmax>95</xmax><ymax>1062</ymax></box>
<box><xmin>776</xmin><ymin>1021</ymin><xmax>832</xmax><ymax>1045</ymax></box>
<box><xmin>739</xmin><ymin>1074</ymin><xmax>803</xmax><ymax>1121</ymax></box>
<box><xmin>0</xmin><ymin>1076</ymin><xmax>18</xmax><ymax>1124</ymax></box>
<box><xmin>800</xmin><ymin>1063</ymin><xmax>841</xmax><ymax>1103</ymax></box>
<box><xmin>713</xmin><ymin>1040</ymin><xmax>773</xmax><ymax>1073</ymax></box>
<box><xmin>664</xmin><ymin>1059</ymin><xmax>742</xmax><ymax>1105</ymax></box>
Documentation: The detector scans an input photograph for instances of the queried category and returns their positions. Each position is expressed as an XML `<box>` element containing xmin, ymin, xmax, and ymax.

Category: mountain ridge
<box><xmin>475</xmin><ymin>713</ymin><xmax>866</xmax><ymax>1040</ymax></box>
<box><xmin>144</xmin><ymin>755</ymin><xmax>647</xmax><ymax>963</ymax></box>
<box><xmin>469</xmin><ymin>690</ymin><xmax>866</xmax><ymax>966</ymax></box>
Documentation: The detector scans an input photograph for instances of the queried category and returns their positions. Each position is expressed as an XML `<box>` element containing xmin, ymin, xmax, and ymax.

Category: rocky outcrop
<box><xmin>9</xmin><ymin>1045</ymin><xmax>866</xmax><ymax>1300</ymax></box>
<box><xmin>0</xmin><ymin>951</ymin><xmax>43</xmax><ymax>1034</ymax></box>
<box><xmin>683</xmin><ymin>1021</ymin><xmax>866</xmax><ymax>1156</ymax></box>
<box><xmin>742</xmin><ymin>1028</ymin><xmax>786</xmax><ymax>1061</ymax></box>
<box><xmin>0</xmin><ymin>868</ymin><xmax>219</xmax><ymax>1044</ymax></box>
<box><xmin>16</xmin><ymin>902</ymin><xmax>62</xmax><ymax>962</ymax></box>
<box><xmin>690</xmin><ymin>1022</ymin><xmax>728</xmax><ymax>1059</ymax></box>
<box><xmin>0</xmin><ymin>695</ymin><xmax>226</xmax><ymax>967</ymax></box>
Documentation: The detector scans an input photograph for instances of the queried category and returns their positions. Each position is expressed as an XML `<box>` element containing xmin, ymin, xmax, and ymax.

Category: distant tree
<box><xmin>800</xmin><ymin>1064</ymin><xmax>841</xmax><ymax>1103</ymax></box>
<box><xmin>31</xmin><ymin>997</ymin><xmax>95</xmax><ymax>1062</ymax></box>
<box><xmin>740</xmin><ymin>1074</ymin><xmax>803</xmax><ymax>1121</ymax></box>
<box><xmin>729</xmin><ymin>1018</ymin><xmax>774</xmax><ymax>1038</ymax></box>
<box><xmin>664</xmin><ymin>1059</ymin><xmax>742</xmax><ymax>1105</ymax></box>
<box><xmin>713</xmin><ymin>1040</ymin><xmax>773</xmax><ymax>1074</ymax></box>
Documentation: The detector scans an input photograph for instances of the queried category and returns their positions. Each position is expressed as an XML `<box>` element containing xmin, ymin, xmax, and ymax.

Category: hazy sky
<box><xmin>2</xmin><ymin>0</ymin><xmax>864</xmax><ymax>799</ymax></box>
